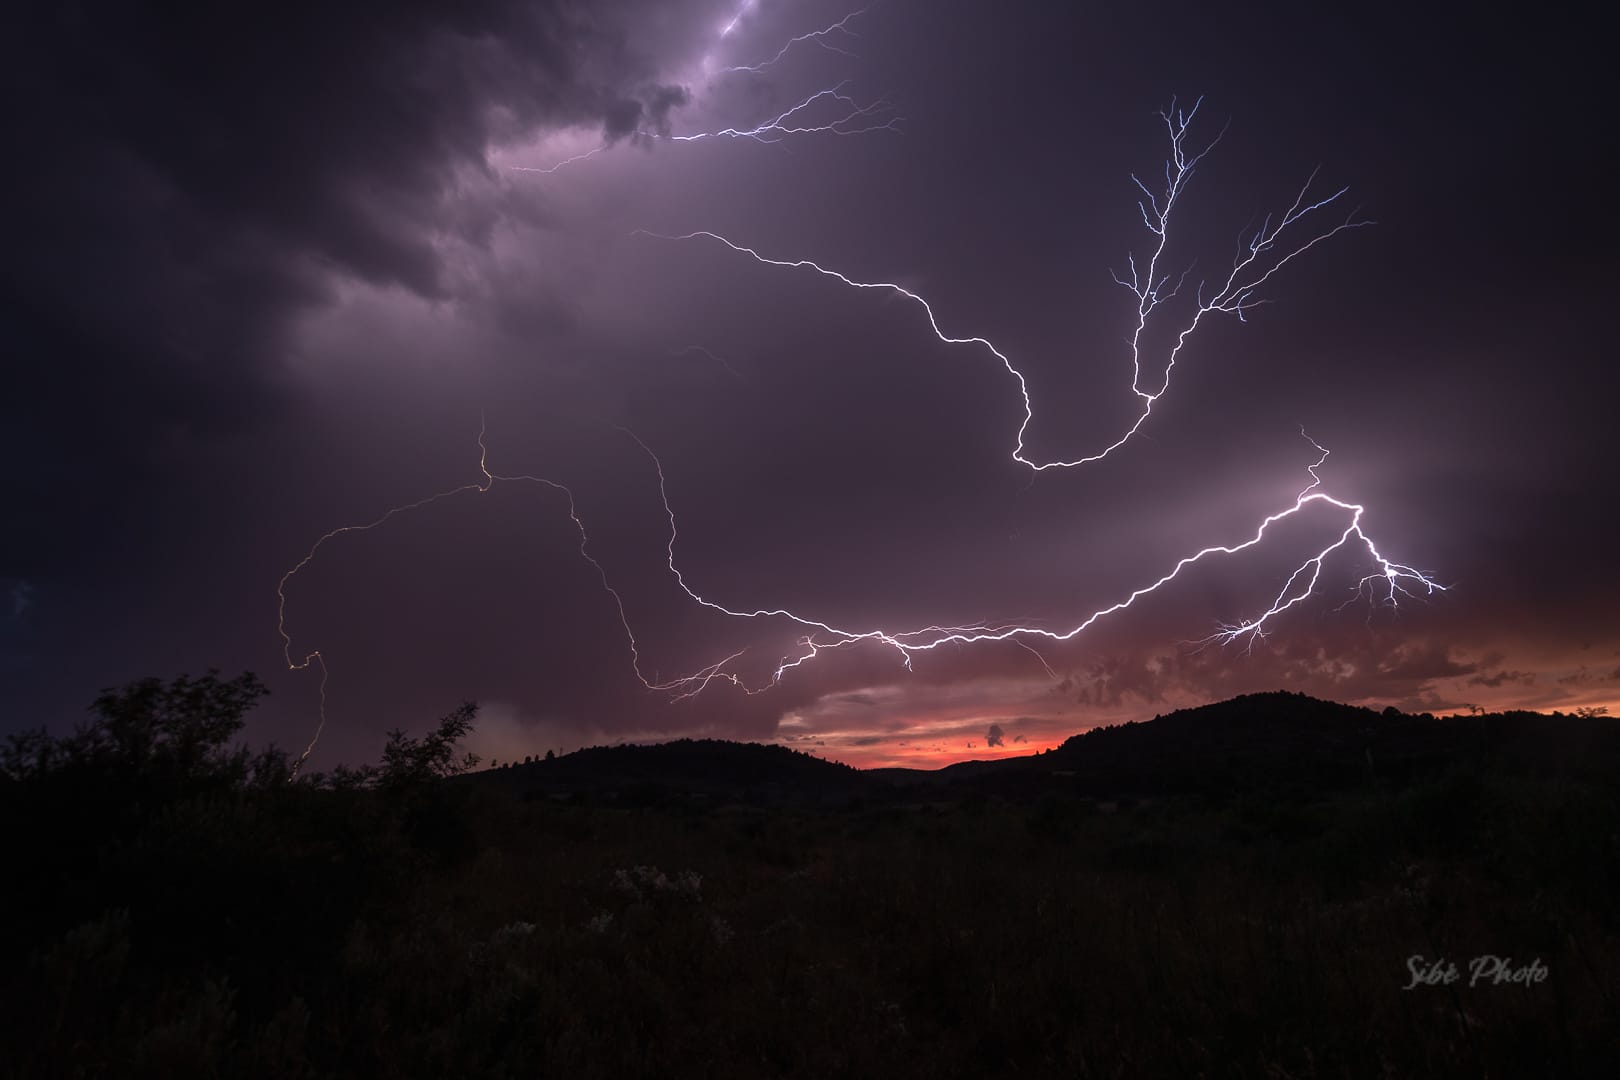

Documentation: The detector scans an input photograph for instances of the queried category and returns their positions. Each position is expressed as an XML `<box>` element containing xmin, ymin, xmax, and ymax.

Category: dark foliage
<box><xmin>4</xmin><ymin>681</ymin><xmax>1617</xmax><ymax>1077</ymax></box>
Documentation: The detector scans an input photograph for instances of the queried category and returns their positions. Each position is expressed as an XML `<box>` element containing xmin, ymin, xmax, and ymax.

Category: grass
<box><xmin>4</xmin><ymin>678</ymin><xmax>1617</xmax><ymax>1077</ymax></box>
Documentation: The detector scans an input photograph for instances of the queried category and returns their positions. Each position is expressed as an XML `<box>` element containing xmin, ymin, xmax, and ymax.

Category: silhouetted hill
<box><xmin>1034</xmin><ymin>690</ymin><xmax>1390</xmax><ymax>798</ymax></box>
<box><xmin>470</xmin><ymin>737</ymin><xmax>861</xmax><ymax>806</ymax></box>
<box><xmin>9</xmin><ymin>677</ymin><xmax>1618</xmax><ymax>1076</ymax></box>
<box><xmin>1023</xmin><ymin>691</ymin><xmax>1620</xmax><ymax>799</ymax></box>
<box><xmin>476</xmin><ymin>692</ymin><xmax>1620</xmax><ymax>806</ymax></box>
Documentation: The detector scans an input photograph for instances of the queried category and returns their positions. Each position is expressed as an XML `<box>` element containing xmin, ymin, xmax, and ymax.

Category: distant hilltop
<box><xmin>468</xmin><ymin>692</ymin><xmax>1620</xmax><ymax>807</ymax></box>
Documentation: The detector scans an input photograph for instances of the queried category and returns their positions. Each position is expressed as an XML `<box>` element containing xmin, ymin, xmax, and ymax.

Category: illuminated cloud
<box><xmin>3</xmin><ymin>2</ymin><xmax>1613</xmax><ymax>768</ymax></box>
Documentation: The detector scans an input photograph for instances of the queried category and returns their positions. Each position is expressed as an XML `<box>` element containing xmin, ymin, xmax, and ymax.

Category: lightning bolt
<box><xmin>639</xmin><ymin>97</ymin><xmax>1364</xmax><ymax>470</ymax></box>
<box><xmin>600</xmin><ymin>99</ymin><xmax>1439</xmax><ymax>689</ymax></box>
<box><xmin>718</xmin><ymin>7</ymin><xmax>867</xmax><ymax>74</ymax></box>
<box><xmin>719</xmin><ymin>1</ymin><xmax>755</xmax><ymax>38</ymax></box>
<box><xmin>510</xmin><ymin>84</ymin><xmax>900</xmax><ymax>174</ymax></box>
<box><xmin>621</xmin><ymin>428</ymin><xmax>1443</xmax><ymax>693</ymax></box>
<box><xmin>275</xmin><ymin>419</ymin><xmax>736</xmax><ymax>774</ymax></box>
<box><xmin>514</xmin><ymin>6</ymin><xmax>895</xmax><ymax>176</ymax></box>
<box><xmin>281</xmin><ymin>97</ymin><xmax>1444</xmax><ymax>764</ymax></box>
<box><xmin>665</xmin><ymin>82</ymin><xmax>899</xmax><ymax>144</ymax></box>
<box><xmin>511</xmin><ymin>144</ymin><xmax>611</xmax><ymax>175</ymax></box>
<box><xmin>278</xmin><ymin>424</ymin><xmax>1440</xmax><ymax>766</ymax></box>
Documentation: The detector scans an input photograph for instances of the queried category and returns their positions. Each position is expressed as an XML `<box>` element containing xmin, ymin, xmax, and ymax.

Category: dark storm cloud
<box><xmin>1373</xmin><ymin>643</ymin><xmax>1477</xmax><ymax>684</ymax></box>
<box><xmin>5</xmin><ymin>0</ymin><xmax>1615</xmax><ymax>764</ymax></box>
<box><xmin>1</xmin><ymin>0</ymin><xmax>711</xmax><ymax>574</ymax></box>
<box><xmin>13</xmin><ymin>0</ymin><xmax>698</xmax><ymax>294</ymax></box>
<box><xmin>1468</xmin><ymin>669</ymin><xmax>1536</xmax><ymax>689</ymax></box>
<box><xmin>985</xmin><ymin>723</ymin><xmax>1005</xmax><ymax>748</ymax></box>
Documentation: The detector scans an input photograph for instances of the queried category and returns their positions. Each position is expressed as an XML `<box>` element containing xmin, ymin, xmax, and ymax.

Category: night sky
<box><xmin>4</xmin><ymin>0</ymin><xmax>1615</xmax><ymax>769</ymax></box>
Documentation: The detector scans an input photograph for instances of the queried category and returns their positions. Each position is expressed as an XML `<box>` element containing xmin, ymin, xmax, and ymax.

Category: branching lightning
<box><xmin>717</xmin><ymin>7</ymin><xmax>867</xmax><ymax>74</ymax></box>
<box><xmin>666</xmin><ymin>83</ymin><xmax>899</xmax><ymax>144</ymax></box>
<box><xmin>620</xmin><ymin>427</ymin><xmax>1442</xmax><ymax>693</ymax></box>
<box><xmin>513</xmin><ymin>7</ymin><xmax>894</xmax><ymax>176</ymax></box>
<box><xmin>280</xmin><ymin>87</ymin><xmax>1442</xmax><ymax>764</ymax></box>
<box><xmin>598</xmin><ymin>97</ymin><xmax>1440</xmax><ymax>688</ymax></box>
<box><xmin>640</xmin><ymin>98</ymin><xmax>1366</xmax><ymax>470</ymax></box>
<box><xmin>510</xmin><ymin>84</ymin><xmax>899</xmax><ymax>175</ymax></box>
<box><xmin>276</xmin><ymin>420</ymin><xmax>721</xmax><ymax>774</ymax></box>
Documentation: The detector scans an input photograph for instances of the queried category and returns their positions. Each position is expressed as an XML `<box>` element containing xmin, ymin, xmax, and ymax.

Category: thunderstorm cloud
<box><xmin>3</xmin><ymin>1</ymin><xmax>1614</xmax><ymax>768</ymax></box>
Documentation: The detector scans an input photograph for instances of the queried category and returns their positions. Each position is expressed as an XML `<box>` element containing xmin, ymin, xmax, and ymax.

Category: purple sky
<box><xmin>4</xmin><ymin>0</ymin><xmax>1616</xmax><ymax>769</ymax></box>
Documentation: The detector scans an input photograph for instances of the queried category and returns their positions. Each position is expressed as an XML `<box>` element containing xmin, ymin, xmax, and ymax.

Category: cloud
<box><xmin>1375</xmin><ymin>641</ymin><xmax>1477</xmax><ymax>682</ymax></box>
<box><xmin>3</xmin><ymin>0</ymin><xmax>717</xmax><ymax>574</ymax></box>
<box><xmin>1468</xmin><ymin>669</ymin><xmax>1536</xmax><ymax>688</ymax></box>
<box><xmin>985</xmin><ymin>722</ymin><xmax>1005</xmax><ymax>748</ymax></box>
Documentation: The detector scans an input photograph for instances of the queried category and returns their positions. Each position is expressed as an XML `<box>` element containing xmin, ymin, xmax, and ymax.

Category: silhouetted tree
<box><xmin>1</xmin><ymin>669</ymin><xmax>273</xmax><ymax>788</ymax></box>
<box><xmin>376</xmin><ymin>702</ymin><xmax>480</xmax><ymax>795</ymax></box>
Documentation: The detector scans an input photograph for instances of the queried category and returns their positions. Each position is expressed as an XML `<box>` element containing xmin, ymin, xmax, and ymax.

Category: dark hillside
<box><xmin>7</xmin><ymin>678</ymin><xmax>1617</xmax><ymax>1077</ymax></box>
<box><xmin>469</xmin><ymin>737</ymin><xmax>863</xmax><ymax>806</ymax></box>
<box><xmin>469</xmin><ymin>693</ymin><xmax>1620</xmax><ymax>808</ymax></box>
<box><xmin>961</xmin><ymin>691</ymin><xmax>1620</xmax><ymax>800</ymax></box>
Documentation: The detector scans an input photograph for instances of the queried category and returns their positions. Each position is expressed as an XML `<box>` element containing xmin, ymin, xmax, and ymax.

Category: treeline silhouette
<box><xmin>3</xmin><ymin>675</ymin><xmax>1617</xmax><ymax>1076</ymax></box>
<box><xmin>2</xmin><ymin>672</ymin><xmax>489</xmax><ymax>1077</ymax></box>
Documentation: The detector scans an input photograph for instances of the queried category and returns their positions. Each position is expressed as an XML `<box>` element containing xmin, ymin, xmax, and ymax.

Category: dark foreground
<box><xmin>4</xmin><ymin>678</ymin><xmax>1617</xmax><ymax>1077</ymax></box>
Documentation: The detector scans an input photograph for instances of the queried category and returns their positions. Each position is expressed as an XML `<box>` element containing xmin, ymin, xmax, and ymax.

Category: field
<box><xmin>4</xmin><ymin>680</ymin><xmax>1617</xmax><ymax>1077</ymax></box>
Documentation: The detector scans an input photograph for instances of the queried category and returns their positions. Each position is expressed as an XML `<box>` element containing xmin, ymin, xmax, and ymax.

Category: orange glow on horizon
<box><xmin>805</xmin><ymin>737</ymin><xmax>1070</xmax><ymax>772</ymax></box>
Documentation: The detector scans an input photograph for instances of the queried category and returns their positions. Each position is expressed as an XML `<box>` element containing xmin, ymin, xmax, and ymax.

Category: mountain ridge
<box><xmin>469</xmin><ymin>691</ymin><xmax>1620</xmax><ymax>805</ymax></box>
